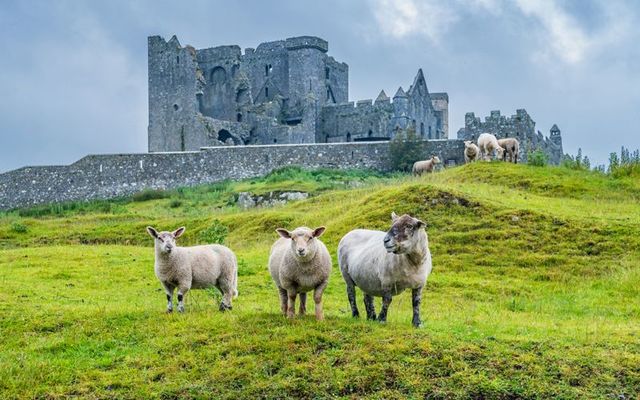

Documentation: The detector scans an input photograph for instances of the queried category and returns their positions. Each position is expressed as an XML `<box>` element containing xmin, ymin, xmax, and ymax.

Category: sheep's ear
<box><xmin>173</xmin><ymin>227</ymin><xmax>186</xmax><ymax>238</ymax></box>
<box><xmin>312</xmin><ymin>226</ymin><xmax>326</xmax><ymax>238</ymax></box>
<box><xmin>415</xmin><ymin>219</ymin><xmax>427</xmax><ymax>229</ymax></box>
<box><xmin>276</xmin><ymin>228</ymin><xmax>291</xmax><ymax>239</ymax></box>
<box><xmin>146</xmin><ymin>226</ymin><xmax>159</xmax><ymax>239</ymax></box>
<box><xmin>391</xmin><ymin>212</ymin><xmax>399</xmax><ymax>222</ymax></box>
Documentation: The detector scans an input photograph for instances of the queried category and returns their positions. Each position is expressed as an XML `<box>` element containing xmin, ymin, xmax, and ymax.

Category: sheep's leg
<box><xmin>298</xmin><ymin>292</ymin><xmax>307</xmax><ymax>316</ymax></box>
<box><xmin>286</xmin><ymin>290</ymin><xmax>297</xmax><ymax>319</ymax></box>
<box><xmin>343</xmin><ymin>274</ymin><xmax>359</xmax><ymax>318</ymax></box>
<box><xmin>313</xmin><ymin>281</ymin><xmax>328</xmax><ymax>321</ymax></box>
<box><xmin>377</xmin><ymin>292</ymin><xmax>393</xmax><ymax>323</ymax></box>
<box><xmin>278</xmin><ymin>287</ymin><xmax>288</xmax><ymax>316</ymax></box>
<box><xmin>162</xmin><ymin>281</ymin><xmax>175</xmax><ymax>313</ymax></box>
<box><xmin>364</xmin><ymin>294</ymin><xmax>376</xmax><ymax>320</ymax></box>
<box><xmin>411</xmin><ymin>287</ymin><xmax>424</xmax><ymax>328</ymax></box>
<box><xmin>177</xmin><ymin>287</ymin><xmax>189</xmax><ymax>313</ymax></box>
<box><xmin>217</xmin><ymin>282</ymin><xmax>233</xmax><ymax>312</ymax></box>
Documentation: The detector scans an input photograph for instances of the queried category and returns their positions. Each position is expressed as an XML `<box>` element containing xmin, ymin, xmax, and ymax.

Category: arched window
<box><xmin>218</xmin><ymin>129</ymin><xmax>233</xmax><ymax>143</ymax></box>
<box><xmin>420</xmin><ymin>122</ymin><xmax>424</xmax><ymax>137</ymax></box>
<box><xmin>265</xmin><ymin>87</ymin><xmax>269</xmax><ymax>99</ymax></box>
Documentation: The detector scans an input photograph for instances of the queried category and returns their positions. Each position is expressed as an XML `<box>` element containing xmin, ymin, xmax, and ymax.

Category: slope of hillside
<box><xmin>0</xmin><ymin>163</ymin><xmax>638</xmax><ymax>399</ymax></box>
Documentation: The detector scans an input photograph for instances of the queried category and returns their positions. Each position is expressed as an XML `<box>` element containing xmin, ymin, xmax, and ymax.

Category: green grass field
<box><xmin>0</xmin><ymin>163</ymin><xmax>638</xmax><ymax>399</ymax></box>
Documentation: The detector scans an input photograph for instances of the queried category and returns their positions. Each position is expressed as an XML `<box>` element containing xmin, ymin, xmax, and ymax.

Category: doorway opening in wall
<box><xmin>346</xmin><ymin>132</ymin><xmax>352</xmax><ymax>142</ymax></box>
<box><xmin>218</xmin><ymin>129</ymin><xmax>233</xmax><ymax>144</ymax></box>
<box><xmin>368</xmin><ymin>129</ymin><xmax>373</xmax><ymax>138</ymax></box>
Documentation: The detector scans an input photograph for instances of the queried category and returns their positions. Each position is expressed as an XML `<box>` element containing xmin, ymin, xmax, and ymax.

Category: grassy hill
<box><xmin>0</xmin><ymin>163</ymin><xmax>638</xmax><ymax>399</ymax></box>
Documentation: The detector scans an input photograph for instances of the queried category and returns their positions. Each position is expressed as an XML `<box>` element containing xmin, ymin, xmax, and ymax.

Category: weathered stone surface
<box><xmin>237</xmin><ymin>191</ymin><xmax>309</xmax><ymax>208</ymax></box>
<box><xmin>148</xmin><ymin>35</ymin><xmax>449</xmax><ymax>151</ymax></box>
<box><xmin>0</xmin><ymin>140</ymin><xmax>465</xmax><ymax>210</ymax></box>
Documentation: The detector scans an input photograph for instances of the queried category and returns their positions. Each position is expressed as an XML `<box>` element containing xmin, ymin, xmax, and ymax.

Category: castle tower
<box><xmin>391</xmin><ymin>87</ymin><xmax>410</xmax><ymax>137</ymax></box>
<box><xmin>148</xmin><ymin>35</ymin><xmax>200</xmax><ymax>152</ymax></box>
<box><xmin>550</xmin><ymin>124</ymin><xmax>563</xmax><ymax>150</ymax></box>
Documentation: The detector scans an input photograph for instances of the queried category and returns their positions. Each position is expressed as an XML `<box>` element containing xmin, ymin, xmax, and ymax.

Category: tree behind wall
<box><xmin>389</xmin><ymin>127</ymin><xmax>424</xmax><ymax>172</ymax></box>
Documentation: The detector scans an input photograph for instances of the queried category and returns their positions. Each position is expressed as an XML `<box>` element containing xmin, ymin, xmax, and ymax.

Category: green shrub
<box><xmin>169</xmin><ymin>199</ymin><xmax>183</xmax><ymax>208</ymax></box>
<box><xmin>10</xmin><ymin>222</ymin><xmax>28</xmax><ymax>233</ymax></box>
<box><xmin>389</xmin><ymin>127</ymin><xmax>424</xmax><ymax>172</ymax></box>
<box><xmin>132</xmin><ymin>189</ymin><xmax>168</xmax><ymax>202</ymax></box>
<box><xmin>561</xmin><ymin>148</ymin><xmax>590</xmax><ymax>171</ymax></box>
<box><xmin>528</xmin><ymin>150</ymin><xmax>548</xmax><ymax>167</ymax></box>
<box><xmin>198</xmin><ymin>220</ymin><xmax>229</xmax><ymax>244</ymax></box>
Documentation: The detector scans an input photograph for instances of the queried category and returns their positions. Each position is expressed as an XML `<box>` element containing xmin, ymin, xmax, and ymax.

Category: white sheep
<box><xmin>497</xmin><ymin>138</ymin><xmax>520</xmax><ymax>163</ymax></box>
<box><xmin>477</xmin><ymin>133</ymin><xmax>504</xmax><ymax>161</ymax></box>
<box><xmin>146</xmin><ymin>226</ymin><xmax>238</xmax><ymax>313</ymax></box>
<box><xmin>338</xmin><ymin>212</ymin><xmax>432</xmax><ymax>327</ymax></box>
<box><xmin>464</xmin><ymin>140</ymin><xmax>479</xmax><ymax>163</ymax></box>
<box><xmin>268</xmin><ymin>226</ymin><xmax>331</xmax><ymax>320</ymax></box>
<box><xmin>412</xmin><ymin>155</ymin><xmax>441</xmax><ymax>176</ymax></box>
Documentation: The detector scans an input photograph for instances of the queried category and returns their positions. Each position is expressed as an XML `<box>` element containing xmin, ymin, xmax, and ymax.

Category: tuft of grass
<box><xmin>132</xmin><ymin>189</ymin><xmax>169</xmax><ymax>202</ymax></box>
<box><xmin>10</xmin><ymin>222</ymin><xmax>27</xmax><ymax>233</ymax></box>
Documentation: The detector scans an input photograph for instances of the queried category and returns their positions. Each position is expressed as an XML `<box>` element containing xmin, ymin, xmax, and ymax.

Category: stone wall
<box><xmin>0</xmin><ymin>141</ymin><xmax>465</xmax><ymax>211</ymax></box>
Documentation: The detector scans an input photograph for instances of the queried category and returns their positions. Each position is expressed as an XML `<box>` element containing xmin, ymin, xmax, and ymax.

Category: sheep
<box><xmin>412</xmin><ymin>155</ymin><xmax>441</xmax><ymax>176</ymax></box>
<box><xmin>268</xmin><ymin>226</ymin><xmax>331</xmax><ymax>320</ymax></box>
<box><xmin>146</xmin><ymin>226</ymin><xmax>238</xmax><ymax>313</ymax></box>
<box><xmin>464</xmin><ymin>140</ymin><xmax>480</xmax><ymax>163</ymax></box>
<box><xmin>497</xmin><ymin>138</ymin><xmax>520</xmax><ymax>163</ymax></box>
<box><xmin>338</xmin><ymin>212</ymin><xmax>432</xmax><ymax>327</ymax></box>
<box><xmin>477</xmin><ymin>133</ymin><xmax>504</xmax><ymax>161</ymax></box>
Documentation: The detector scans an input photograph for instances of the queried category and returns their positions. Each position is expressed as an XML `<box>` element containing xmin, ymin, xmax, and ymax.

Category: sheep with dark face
<box><xmin>498</xmin><ymin>138</ymin><xmax>520</xmax><ymax>163</ymax></box>
<box><xmin>146</xmin><ymin>226</ymin><xmax>238</xmax><ymax>313</ymax></box>
<box><xmin>338</xmin><ymin>213</ymin><xmax>432</xmax><ymax>327</ymax></box>
<box><xmin>268</xmin><ymin>226</ymin><xmax>331</xmax><ymax>320</ymax></box>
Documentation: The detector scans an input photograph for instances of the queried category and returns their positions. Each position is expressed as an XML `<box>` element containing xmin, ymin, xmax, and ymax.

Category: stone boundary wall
<box><xmin>0</xmin><ymin>140</ymin><xmax>464</xmax><ymax>210</ymax></box>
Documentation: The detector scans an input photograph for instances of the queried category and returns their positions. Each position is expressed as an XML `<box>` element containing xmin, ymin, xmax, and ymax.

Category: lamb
<box><xmin>477</xmin><ymin>133</ymin><xmax>504</xmax><ymax>161</ymax></box>
<box><xmin>412</xmin><ymin>155</ymin><xmax>441</xmax><ymax>176</ymax></box>
<box><xmin>497</xmin><ymin>138</ymin><xmax>520</xmax><ymax>163</ymax></box>
<box><xmin>338</xmin><ymin>212</ymin><xmax>432</xmax><ymax>327</ymax></box>
<box><xmin>464</xmin><ymin>140</ymin><xmax>479</xmax><ymax>163</ymax></box>
<box><xmin>268</xmin><ymin>226</ymin><xmax>331</xmax><ymax>320</ymax></box>
<box><xmin>146</xmin><ymin>226</ymin><xmax>238</xmax><ymax>313</ymax></box>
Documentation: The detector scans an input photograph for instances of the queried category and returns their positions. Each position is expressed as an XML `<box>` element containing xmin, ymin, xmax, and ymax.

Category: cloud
<box><xmin>370</xmin><ymin>0</ymin><xmax>458</xmax><ymax>42</ymax></box>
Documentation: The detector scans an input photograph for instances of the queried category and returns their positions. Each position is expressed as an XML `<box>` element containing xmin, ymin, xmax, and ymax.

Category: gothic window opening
<box><xmin>346</xmin><ymin>132</ymin><xmax>352</xmax><ymax>142</ymax></box>
<box><xmin>265</xmin><ymin>87</ymin><xmax>269</xmax><ymax>99</ymax></box>
<box><xmin>429</xmin><ymin>126</ymin><xmax>432</xmax><ymax>139</ymax></box>
<box><xmin>265</xmin><ymin>64</ymin><xmax>272</xmax><ymax>76</ymax></box>
<box><xmin>325</xmin><ymin>67</ymin><xmax>330</xmax><ymax>79</ymax></box>
<box><xmin>368</xmin><ymin>129</ymin><xmax>373</xmax><ymax>138</ymax></box>
<box><xmin>176</xmin><ymin>55</ymin><xmax>179</xmax><ymax>64</ymax></box>
<box><xmin>420</xmin><ymin>122</ymin><xmax>424</xmax><ymax>137</ymax></box>
<box><xmin>237</xmin><ymin>113</ymin><xmax>242</xmax><ymax>122</ymax></box>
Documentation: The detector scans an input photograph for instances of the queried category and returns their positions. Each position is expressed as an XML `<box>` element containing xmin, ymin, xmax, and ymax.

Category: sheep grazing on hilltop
<box><xmin>498</xmin><ymin>138</ymin><xmax>520</xmax><ymax>163</ymax></box>
<box><xmin>477</xmin><ymin>133</ymin><xmax>504</xmax><ymax>161</ymax></box>
<box><xmin>412</xmin><ymin>155</ymin><xmax>441</xmax><ymax>176</ymax></box>
<box><xmin>269</xmin><ymin>226</ymin><xmax>332</xmax><ymax>320</ymax></box>
<box><xmin>146</xmin><ymin>226</ymin><xmax>238</xmax><ymax>313</ymax></box>
<box><xmin>338</xmin><ymin>212</ymin><xmax>433</xmax><ymax>327</ymax></box>
<box><xmin>464</xmin><ymin>140</ymin><xmax>480</xmax><ymax>163</ymax></box>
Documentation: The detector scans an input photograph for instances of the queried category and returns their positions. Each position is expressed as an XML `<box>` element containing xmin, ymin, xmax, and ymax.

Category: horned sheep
<box><xmin>477</xmin><ymin>133</ymin><xmax>504</xmax><ymax>161</ymax></box>
<box><xmin>338</xmin><ymin>212</ymin><xmax>432</xmax><ymax>327</ymax></box>
<box><xmin>412</xmin><ymin>155</ymin><xmax>441</xmax><ymax>176</ymax></box>
<box><xmin>498</xmin><ymin>138</ymin><xmax>520</xmax><ymax>163</ymax></box>
<box><xmin>464</xmin><ymin>140</ymin><xmax>480</xmax><ymax>163</ymax></box>
<box><xmin>146</xmin><ymin>226</ymin><xmax>238</xmax><ymax>313</ymax></box>
<box><xmin>268</xmin><ymin>226</ymin><xmax>332</xmax><ymax>320</ymax></box>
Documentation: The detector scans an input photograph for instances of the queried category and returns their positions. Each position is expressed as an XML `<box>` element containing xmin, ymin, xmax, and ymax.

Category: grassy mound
<box><xmin>0</xmin><ymin>163</ymin><xmax>638</xmax><ymax>398</ymax></box>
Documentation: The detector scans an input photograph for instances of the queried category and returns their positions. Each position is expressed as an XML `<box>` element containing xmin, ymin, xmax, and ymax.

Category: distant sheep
<box><xmin>412</xmin><ymin>155</ymin><xmax>441</xmax><ymax>176</ymax></box>
<box><xmin>498</xmin><ymin>138</ymin><xmax>520</xmax><ymax>163</ymax></box>
<box><xmin>338</xmin><ymin>212</ymin><xmax>432</xmax><ymax>327</ymax></box>
<box><xmin>268</xmin><ymin>226</ymin><xmax>331</xmax><ymax>320</ymax></box>
<box><xmin>477</xmin><ymin>133</ymin><xmax>504</xmax><ymax>161</ymax></box>
<box><xmin>464</xmin><ymin>141</ymin><xmax>479</xmax><ymax>163</ymax></box>
<box><xmin>146</xmin><ymin>226</ymin><xmax>238</xmax><ymax>313</ymax></box>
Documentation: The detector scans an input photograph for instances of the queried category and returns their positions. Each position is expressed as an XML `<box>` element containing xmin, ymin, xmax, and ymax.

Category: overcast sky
<box><xmin>0</xmin><ymin>0</ymin><xmax>638</xmax><ymax>172</ymax></box>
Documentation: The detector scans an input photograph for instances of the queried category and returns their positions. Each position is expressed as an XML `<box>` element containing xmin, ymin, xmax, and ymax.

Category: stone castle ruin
<box><xmin>148</xmin><ymin>35</ymin><xmax>449</xmax><ymax>152</ymax></box>
<box><xmin>0</xmin><ymin>34</ymin><xmax>564</xmax><ymax>210</ymax></box>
